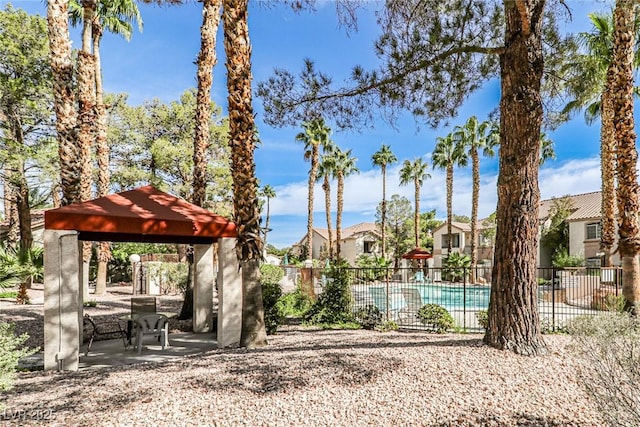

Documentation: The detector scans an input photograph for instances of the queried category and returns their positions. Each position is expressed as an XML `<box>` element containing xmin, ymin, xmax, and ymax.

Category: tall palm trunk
<box><xmin>470</xmin><ymin>148</ymin><xmax>480</xmax><ymax>282</ymax></box>
<box><xmin>484</xmin><ymin>0</ymin><xmax>547</xmax><ymax>355</ymax></box>
<box><xmin>264</xmin><ymin>196</ymin><xmax>271</xmax><ymax>247</ymax></box>
<box><xmin>78</xmin><ymin>0</ymin><xmax>96</xmax><ymax>206</ymax></box>
<box><xmin>600</xmin><ymin>81</ymin><xmax>616</xmax><ymax>267</ymax></box>
<box><xmin>322</xmin><ymin>174</ymin><xmax>333</xmax><ymax>258</ymax></box>
<box><xmin>611</xmin><ymin>0</ymin><xmax>640</xmax><ymax>313</ymax></box>
<box><xmin>15</xmin><ymin>161</ymin><xmax>32</xmax><ymax>251</ymax></box>
<box><xmin>445</xmin><ymin>164</ymin><xmax>453</xmax><ymax>252</ymax></box>
<box><xmin>47</xmin><ymin>0</ymin><xmax>79</xmax><ymax>206</ymax></box>
<box><xmin>78</xmin><ymin>1</ymin><xmax>97</xmax><ymax>274</ymax></box>
<box><xmin>223</xmin><ymin>0</ymin><xmax>267</xmax><ymax>347</ymax></box>
<box><xmin>413</xmin><ymin>179</ymin><xmax>420</xmax><ymax>248</ymax></box>
<box><xmin>381</xmin><ymin>165</ymin><xmax>387</xmax><ymax>259</ymax></box>
<box><xmin>3</xmin><ymin>171</ymin><xmax>19</xmax><ymax>247</ymax></box>
<box><xmin>180</xmin><ymin>0</ymin><xmax>223</xmax><ymax>319</ymax></box>
<box><xmin>307</xmin><ymin>145</ymin><xmax>319</xmax><ymax>260</ymax></box>
<box><xmin>193</xmin><ymin>0</ymin><xmax>222</xmax><ymax>207</ymax></box>
<box><xmin>93</xmin><ymin>23</ymin><xmax>111</xmax><ymax>295</ymax></box>
<box><xmin>336</xmin><ymin>173</ymin><xmax>344</xmax><ymax>260</ymax></box>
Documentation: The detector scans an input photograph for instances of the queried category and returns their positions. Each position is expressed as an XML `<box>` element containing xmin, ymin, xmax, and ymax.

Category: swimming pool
<box><xmin>404</xmin><ymin>284</ymin><xmax>490</xmax><ymax>311</ymax></box>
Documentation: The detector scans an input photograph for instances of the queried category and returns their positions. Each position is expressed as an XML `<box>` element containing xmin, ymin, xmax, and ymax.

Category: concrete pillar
<box><xmin>193</xmin><ymin>243</ymin><xmax>214</xmax><ymax>333</ymax></box>
<box><xmin>217</xmin><ymin>238</ymin><xmax>242</xmax><ymax>348</ymax></box>
<box><xmin>43</xmin><ymin>230</ymin><xmax>81</xmax><ymax>371</ymax></box>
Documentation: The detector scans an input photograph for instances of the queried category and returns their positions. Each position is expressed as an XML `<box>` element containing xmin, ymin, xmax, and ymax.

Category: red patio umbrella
<box><xmin>401</xmin><ymin>247</ymin><xmax>433</xmax><ymax>259</ymax></box>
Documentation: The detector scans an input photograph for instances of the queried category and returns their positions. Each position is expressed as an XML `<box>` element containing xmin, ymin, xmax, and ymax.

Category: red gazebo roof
<box><xmin>401</xmin><ymin>247</ymin><xmax>433</xmax><ymax>260</ymax></box>
<box><xmin>44</xmin><ymin>185</ymin><xmax>237</xmax><ymax>244</ymax></box>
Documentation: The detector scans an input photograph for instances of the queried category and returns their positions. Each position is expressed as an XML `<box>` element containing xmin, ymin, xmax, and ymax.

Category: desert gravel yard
<box><xmin>1</xmin><ymin>286</ymin><xmax>604</xmax><ymax>426</ymax></box>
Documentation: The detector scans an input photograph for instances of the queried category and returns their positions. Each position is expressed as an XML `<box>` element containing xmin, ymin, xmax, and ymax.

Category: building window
<box><xmin>586</xmin><ymin>222</ymin><xmax>601</xmax><ymax>240</ymax></box>
<box><xmin>364</xmin><ymin>241</ymin><xmax>375</xmax><ymax>254</ymax></box>
<box><xmin>442</xmin><ymin>234</ymin><xmax>460</xmax><ymax>248</ymax></box>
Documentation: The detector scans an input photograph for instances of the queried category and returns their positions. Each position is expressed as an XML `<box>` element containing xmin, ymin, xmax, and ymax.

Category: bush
<box><xmin>476</xmin><ymin>310</ymin><xmax>488</xmax><ymax>330</ymax></box>
<box><xmin>304</xmin><ymin>264</ymin><xmax>354</xmax><ymax>326</ymax></box>
<box><xmin>354</xmin><ymin>305</ymin><xmax>382</xmax><ymax>330</ymax></box>
<box><xmin>552</xmin><ymin>249</ymin><xmax>584</xmax><ymax>268</ymax></box>
<box><xmin>416</xmin><ymin>304</ymin><xmax>454</xmax><ymax>333</ymax></box>
<box><xmin>376</xmin><ymin>320</ymin><xmax>399</xmax><ymax>332</ymax></box>
<box><xmin>260</xmin><ymin>264</ymin><xmax>284</xmax><ymax>285</ymax></box>
<box><xmin>442</xmin><ymin>252</ymin><xmax>471</xmax><ymax>282</ymax></box>
<box><xmin>568</xmin><ymin>313</ymin><xmax>640</xmax><ymax>426</ymax></box>
<box><xmin>278</xmin><ymin>287</ymin><xmax>313</xmax><ymax>318</ymax></box>
<box><xmin>260</xmin><ymin>264</ymin><xmax>285</xmax><ymax>335</ymax></box>
<box><xmin>0</xmin><ymin>322</ymin><xmax>36</xmax><ymax>392</ymax></box>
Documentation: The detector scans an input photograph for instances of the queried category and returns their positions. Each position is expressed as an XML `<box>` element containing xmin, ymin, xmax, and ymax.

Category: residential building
<box><xmin>432</xmin><ymin>221</ymin><xmax>493</xmax><ymax>268</ymax></box>
<box><xmin>538</xmin><ymin>191</ymin><xmax>618</xmax><ymax>267</ymax></box>
<box><xmin>292</xmin><ymin>222</ymin><xmax>381</xmax><ymax>265</ymax></box>
<box><xmin>430</xmin><ymin>191</ymin><xmax>619</xmax><ymax>270</ymax></box>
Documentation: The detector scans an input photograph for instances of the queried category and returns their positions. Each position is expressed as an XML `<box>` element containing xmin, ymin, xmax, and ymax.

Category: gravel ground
<box><xmin>0</xmin><ymin>286</ymin><xmax>604</xmax><ymax>426</ymax></box>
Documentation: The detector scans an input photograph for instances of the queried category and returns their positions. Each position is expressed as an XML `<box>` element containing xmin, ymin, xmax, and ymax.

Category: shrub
<box><xmin>442</xmin><ymin>252</ymin><xmax>471</xmax><ymax>282</ymax></box>
<box><xmin>354</xmin><ymin>305</ymin><xmax>382</xmax><ymax>330</ymax></box>
<box><xmin>260</xmin><ymin>264</ymin><xmax>285</xmax><ymax>335</ymax></box>
<box><xmin>278</xmin><ymin>287</ymin><xmax>313</xmax><ymax>318</ymax></box>
<box><xmin>376</xmin><ymin>320</ymin><xmax>399</xmax><ymax>332</ymax></box>
<box><xmin>304</xmin><ymin>264</ymin><xmax>354</xmax><ymax>326</ymax></box>
<box><xmin>416</xmin><ymin>304</ymin><xmax>454</xmax><ymax>333</ymax></box>
<box><xmin>568</xmin><ymin>313</ymin><xmax>640</xmax><ymax>426</ymax></box>
<box><xmin>0</xmin><ymin>322</ymin><xmax>36</xmax><ymax>392</ymax></box>
<box><xmin>476</xmin><ymin>310</ymin><xmax>488</xmax><ymax>330</ymax></box>
<box><xmin>552</xmin><ymin>249</ymin><xmax>584</xmax><ymax>268</ymax></box>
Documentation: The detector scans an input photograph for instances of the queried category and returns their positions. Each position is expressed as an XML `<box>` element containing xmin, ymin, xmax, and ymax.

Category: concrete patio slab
<box><xmin>20</xmin><ymin>332</ymin><xmax>218</xmax><ymax>371</ymax></box>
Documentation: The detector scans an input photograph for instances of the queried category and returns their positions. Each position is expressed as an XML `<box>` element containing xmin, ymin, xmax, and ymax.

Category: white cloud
<box><xmin>266</xmin><ymin>155</ymin><xmax>606</xmax><ymax>247</ymax></box>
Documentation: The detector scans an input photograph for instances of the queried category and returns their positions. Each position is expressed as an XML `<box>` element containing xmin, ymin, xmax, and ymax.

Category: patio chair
<box><xmin>399</xmin><ymin>287</ymin><xmax>424</xmax><ymax>322</ymax></box>
<box><xmin>83</xmin><ymin>314</ymin><xmax>128</xmax><ymax>356</ymax></box>
<box><xmin>369</xmin><ymin>286</ymin><xmax>401</xmax><ymax>320</ymax></box>
<box><xmin>135</xmin><ymin>313</ymin><xmax>170</xmax><ymax>354</ymax></box>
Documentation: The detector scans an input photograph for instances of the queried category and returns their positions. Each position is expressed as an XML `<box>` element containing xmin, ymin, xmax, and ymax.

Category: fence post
<box><xmin>551</xmin><ymin>267</ymin><xmax>556</xmax><ymax>333</ymax></box>
<box><xmin>463</xmin><ymin>267</ymin><xmax>467</xmax><ymax>332</ymax></box>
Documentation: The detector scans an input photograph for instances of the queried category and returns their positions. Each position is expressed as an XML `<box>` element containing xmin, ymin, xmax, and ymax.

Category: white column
<box><xmin>193</xmin><ymin>243</ymin><xmax>214</xmax><ymax>333</ymax></box>
<box><xmin>217</xmin><ymin>238</ymin><xmax>242</xmax><ymax>348</ymax></box>
<box><xmin>43</xmin><ymin>230</ymin><xmax>81</xmax><ymax>371</ymax></box>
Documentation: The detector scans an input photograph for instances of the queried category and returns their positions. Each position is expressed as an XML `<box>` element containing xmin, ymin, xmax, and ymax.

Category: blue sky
<box><xmin>7</xmin><ymin>0</ymin><xmax>619</xmax><ymax>249</ymax></box>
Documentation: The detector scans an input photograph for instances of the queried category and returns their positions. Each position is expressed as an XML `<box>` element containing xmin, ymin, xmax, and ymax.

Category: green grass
<box><xmin>0</xmin><ymin>291</ymin><xmax>18</xmax><ymax>299</ymax></box>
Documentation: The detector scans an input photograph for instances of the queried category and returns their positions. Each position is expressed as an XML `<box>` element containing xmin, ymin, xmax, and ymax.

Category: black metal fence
<box><xmin>284</xmin><ymin>266</ymin><xmax>623</xmax><ymax>332</ymax></box>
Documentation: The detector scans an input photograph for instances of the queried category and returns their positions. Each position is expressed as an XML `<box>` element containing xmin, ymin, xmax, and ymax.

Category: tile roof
<box><xmin>313</xmin><ymin>222</ymin><xmax>380</xmax><ymax>242</ymax></box>
<box><xmin>539</xmin><ymin>191</ymin><xmax>605</xmax><ymax>222</ymax></box>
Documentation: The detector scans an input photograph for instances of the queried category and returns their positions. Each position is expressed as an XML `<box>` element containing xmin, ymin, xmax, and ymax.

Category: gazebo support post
<box><xmin>193</xmin><ymin>243</ymin><xmax>215</xmax><ymax>332</ymax></box>
<box><xmin>217</xmin><ymin>237</ymin><xmax>242</xmax><ymax>348</ymax></box>
<box><xmin>43</xmin><ymin>229</ymin><xmax>81</xmax><ymax>371</ymax></box>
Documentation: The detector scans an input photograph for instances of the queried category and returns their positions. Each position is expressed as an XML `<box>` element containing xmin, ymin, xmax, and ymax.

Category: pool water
<box><xmin>411</xmin><ymin>284</ymin><xmax>490</xmax><ymax>310</ymax></box>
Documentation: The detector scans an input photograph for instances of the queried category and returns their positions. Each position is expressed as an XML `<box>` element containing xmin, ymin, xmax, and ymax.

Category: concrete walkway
<box><xmin>21</xmin><ymin>332</ymin><xmax>218</xmax><ymax>371</ymax></box>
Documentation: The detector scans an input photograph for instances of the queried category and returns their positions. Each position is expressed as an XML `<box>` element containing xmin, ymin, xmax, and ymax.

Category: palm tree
<box><xmin>222</xmin><ymin>0</ymin><xmax>267</xmax><ymax>346</ymax></box>
<box><xmin>399</xmin><ymin>158</ymin><xmax>431</xmax><ymax>249</ymax></box>
<box><xmin>611</xmin><ymin>0</ymin><xmax>640</xmax><ymax>313</ymax></box>
<box><xmin>562</xmin><ymin>10</ymin><xmax>640</xmax><ymax>267</ymax></box>
<box><xmin>47</xmin><ymin>0</ymin><xmax>80</xmax><ymax>206</ymax></box>
<box><xmin>193</xmin><ymin>0</ymin><xmax>222</xmax><ymax>207</ymax></box>
<box><xmin>317</xmin><ymin>142</ymin><xmax>337</xmax><ymax>259</ymax></box>
<box><xmin>295</xmin><ymin>117</ymin><xmax>332</xmax><ymax>261</ymax></box>
<box><xmin>71</xmin><ymin>0</ymin><xmax>143</xmax><ymax>295</ymax></box>
<box><xmin>75</xmin><ymin>0</ymin><xmax>97</xmax><ymax>206</ymax></box>
<box><xmin>432</xmin><ymin>133</ymin><xmax>467</xmax><ymax>252</ymax></box>
<box><xmin>371</xmin><ymin>144</ymin><xmax>397</xmax><ymax>260</ymax></box>
<box><xmin>453</xmin><ymin>117</ymin><xmax>498</xmax><ymax>282</ymax></box>
<box><xmin>260</xmin><ymin>184</ymin><xmax>276</xmax><ymax>247</ymax></box>
<box><xmin>333</xmin><ymin>148</ymin><xmax>359</xmax><ymax>260</ymax></box>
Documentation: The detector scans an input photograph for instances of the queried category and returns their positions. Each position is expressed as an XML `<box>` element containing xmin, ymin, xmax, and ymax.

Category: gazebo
<box><xmin>43</xmin><ymin>185</ymin><xmax>242</xmax><ymax>370</ymax></box>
